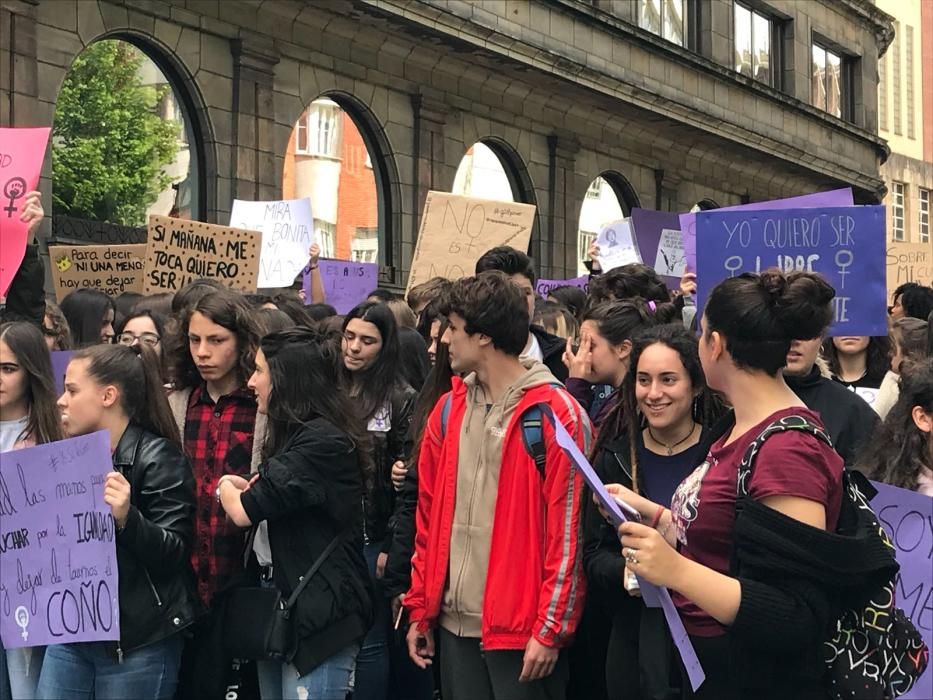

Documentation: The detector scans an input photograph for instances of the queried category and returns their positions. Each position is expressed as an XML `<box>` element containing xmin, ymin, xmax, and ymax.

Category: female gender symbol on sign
<box><xmin>3</xmin><ymin>176</ymin><xmax>27</xmax><ymax>217</ymax></box>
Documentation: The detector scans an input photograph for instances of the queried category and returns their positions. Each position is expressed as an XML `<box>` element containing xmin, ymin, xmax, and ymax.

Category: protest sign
<box><xmin>310</xmin><ymin>259</ymin><xmax>379</xmax><ymax>314</ymax></box>
<box><xmin>535</xmin><ymin>275</ymin><xmax>588</xmax><ymax>297</ymax></box>
<box><xmin>144</xmin><ymin>216</ymin><xmax>260</xmax><ymax>294</ymax></box>
<box><xmin>546</xmin><ymin>410</ymin><xmax>705</xmax><ymax>692</ymax></box>
<box><xmin>407</xmin><ymin>192</ymin><xmax>536</xmax><ymax>292</ymax></box>
<box><xmin>886</xmin><ymin>241</ymin><xmax>932</xmax><ymax>301</ymax></box>
<box><xmin>695</xmin><ymin>205</ymin><xmax>887</xmax><ymax>336</ymax></box>
<box><xmin>229</xmin><ymin>198</ymin><xmax>315</xmax><ymax>288</ymax></box>
<box><xmin>0</xmin><ymin>431</ymin><xmax>120</xmax><ymax>648</ymax></box>
<box><xmin>630</xmin><ymin>209</ymin><xmax>685</xmax><ymax>286</ymax></box>
<box><xmin>871</xmin><ymin>481</ymin><xmax>932</xmax><ymax>700</ymax></box>
<box><xmin>48</xmin><ymin>244</ymin><xmax>146</xmax><ymax>302</ymax></box>
<box><xmin>680</xmin><ymin>188</ymin><xmax>854</xmax><ymax>273</ymax></box>
<box><xmin>50</xmin><ymin>350</ymin><xmax>74</xmax><ymax>396</ymax></box>
<box><xmin>596</xmin><ymin>219</ymin><xmax>641</xmax><ymax>272</ymax></box>
<box><xmin>0</xmin><ymin>128</ymin><xmax>51</xmax><ymax>297</ymax></box>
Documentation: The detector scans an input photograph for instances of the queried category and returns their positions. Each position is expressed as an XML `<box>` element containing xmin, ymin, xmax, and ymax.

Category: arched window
<box><xmin>691</xmin><ymin>198</ymin><xmax>721</xmax><ymax>212</ymax></box>
<box><xmin>283</xmin><ymin>96</ymin><xmax>387</xmax><ymax>264</ymax></box>
<box><xmin>452</xmin><ymin>142</ymin><xmax>516</xmax><ymax>202</ymax></box>
<box><xmin>53</xmin><ymin>38</ymin><xmax>199</xmax><ymax>233</ymax></box>
<box><xmin>576</xmin><ymin>173</ymin><xmax>639</xmax><ymax>275</ymax></box>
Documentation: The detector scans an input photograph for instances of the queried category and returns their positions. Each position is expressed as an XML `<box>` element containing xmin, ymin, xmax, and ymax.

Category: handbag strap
<box><xmin>283</xmin><ymin>535</ymin><xmax>342</xmax><ymax>611</ymax></box>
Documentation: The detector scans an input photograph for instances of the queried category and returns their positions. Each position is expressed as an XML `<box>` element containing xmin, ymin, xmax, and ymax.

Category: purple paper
<box><xmin>549</xmin><ymin>415</ymin><xmax>706</xmax><ymax>691</ymax></box>
<box><xmin>0</xmin><ymin>431</ymin><xmax>120</xmax><ymax>648</ymax></box>
<box><xmin>50</xmin><ymin>350</ymin><xmax>74</xmax><ymax>397</ymax></box>
<box><xmin>630</xmin><ymin>209</ymin><xmax>684</xmax><ymax>287</ymax></box>
<box><xmin>535</xmin><ymin>276</ymin><xmax>588</xmax><ymax>297</ymax></box>
<box><xmin>681</xmin><ymin>188</ymin><xmax>854</xmax><ymax>273</ymax></box>
<box><xmin>870</xmin><ymin>481</ymin><xmax>932</xmax><ymax>700</ymax></box>
<box><xmin>309</xmin><ymin>259</ymin><xmax>379</xmax><ymax>314</ymax></box>
<box><xmin>695</xmin><ymin>206</ymin><xmax>887</xmax><ymax>337</ymax></box>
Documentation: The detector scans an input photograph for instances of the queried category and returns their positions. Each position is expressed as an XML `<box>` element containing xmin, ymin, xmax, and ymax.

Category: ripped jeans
<box><xmin>256</xmin><ymin>644</ymin><xmax>358</xmax><ymax>700</ymax></box>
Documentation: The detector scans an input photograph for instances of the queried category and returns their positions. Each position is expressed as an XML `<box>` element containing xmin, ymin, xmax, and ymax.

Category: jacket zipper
<box><xmin>143</xmin><ymin>568</ymin><xmax>163</xmax><ymax>607</ymax></box>
<box><xmin>613</xmin><ymin>452</ymin><xmax>634</xmax><ymax>484</ymax></box>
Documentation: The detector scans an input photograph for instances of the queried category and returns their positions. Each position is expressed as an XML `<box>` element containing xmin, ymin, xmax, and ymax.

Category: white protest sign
<box><xmin>653</xmin><ymin>228</ymin><xmax>687</xmax><ymax>278</ymax></box>
<box><xmin>597</xmin><ymin>219</ymin><xmax>641</xmax><ymax>272</ymax></box>
<box><xmin>230</xmin><ymin>198</ymin><xmax>315</xmax><ymax>288</ymax></box>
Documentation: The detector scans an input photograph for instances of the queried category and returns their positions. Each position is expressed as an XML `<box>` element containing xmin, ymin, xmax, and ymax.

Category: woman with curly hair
<box><xmin>859</xmin><ymin>357</ymin><xmax>933</xmax><ymax>496</ymax></box>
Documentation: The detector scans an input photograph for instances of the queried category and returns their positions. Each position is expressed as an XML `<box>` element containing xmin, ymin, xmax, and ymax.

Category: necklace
<box><xmin>647</xmin><ymin>422</ymin><xmax>697</xmax><ymax>456</ymax></box>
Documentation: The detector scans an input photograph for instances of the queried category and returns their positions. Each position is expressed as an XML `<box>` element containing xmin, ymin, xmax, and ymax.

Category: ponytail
<box><xmin>73</xmin><ymin>344</ymin><xmax>181</xmax><ymax>448</ymax></box>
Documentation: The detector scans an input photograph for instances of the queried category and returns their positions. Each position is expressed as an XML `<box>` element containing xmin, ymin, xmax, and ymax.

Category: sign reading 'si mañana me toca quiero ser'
<box><xmin>144</xmin><ymin>216</ymin><xmax>261</xmax><ymax>294</ymax></box>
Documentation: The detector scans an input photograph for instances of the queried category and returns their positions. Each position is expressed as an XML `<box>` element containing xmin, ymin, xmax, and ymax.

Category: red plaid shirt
<box><xmin>184</xmin><ymin>383</ymin><xmax>257</xmax><ymax>604</ymax></box>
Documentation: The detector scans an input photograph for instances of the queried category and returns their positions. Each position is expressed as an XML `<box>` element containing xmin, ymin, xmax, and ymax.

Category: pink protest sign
<box><xmin>0</xmin><ymin>127</ymin><xmax>51</xmax><ymax>297</ymax></box>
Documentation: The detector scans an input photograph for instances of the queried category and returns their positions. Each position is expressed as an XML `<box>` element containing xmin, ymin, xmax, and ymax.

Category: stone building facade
<box><xmin>1</xmin><ymin>0</ymin><xmax>895</xmax><ymax>283</ymax></box>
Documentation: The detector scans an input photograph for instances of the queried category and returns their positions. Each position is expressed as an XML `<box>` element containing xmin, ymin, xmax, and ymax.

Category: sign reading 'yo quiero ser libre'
<box><xmin>144</xmin><ymin>215</ymin><xmax>261</xmax><ymax>294</ymax></box>
<box><xmin>48</xmin><ymin>244</ymin><xmax>146</xmax><ymax>302</ymax></box>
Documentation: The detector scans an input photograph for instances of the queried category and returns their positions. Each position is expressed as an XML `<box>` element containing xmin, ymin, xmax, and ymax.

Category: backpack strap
<box><xmin>439</xmin><ymin>392</ymin><xmax>453</xmax><ymax>439</ymax></box>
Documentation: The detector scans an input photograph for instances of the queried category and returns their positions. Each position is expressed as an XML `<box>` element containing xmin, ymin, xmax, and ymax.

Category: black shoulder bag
<box><xmin>222</xmin><ymin>535</ymin><xmax>342</xmax><ymax>662</ymax></box>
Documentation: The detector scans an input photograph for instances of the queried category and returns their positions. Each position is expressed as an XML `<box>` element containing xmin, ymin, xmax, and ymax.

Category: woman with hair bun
<box><xmin>604</xmin><ymin>270</ymin><xmax>891</xmax><ymax>699</ymax></box>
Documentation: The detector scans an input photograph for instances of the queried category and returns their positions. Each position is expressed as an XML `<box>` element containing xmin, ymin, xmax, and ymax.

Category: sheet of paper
<box><xmin>596</xmin><ymin>219</ymin><xmax>641</xmax><ymax>272</ymax></box>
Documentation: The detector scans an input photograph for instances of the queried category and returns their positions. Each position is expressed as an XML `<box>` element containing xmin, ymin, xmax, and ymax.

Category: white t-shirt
<box><xmin>520</xmin><ymin>332</ymin><xmax>544</xmax><ymax>365</ymax></box>
<box><xmin>0</xmin><ymin>416</ymin><xmax>28</xmax><ymax>453</ymax></box>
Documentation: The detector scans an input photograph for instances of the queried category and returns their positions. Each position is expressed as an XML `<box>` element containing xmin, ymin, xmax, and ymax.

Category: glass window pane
<box><xmin>452</xmin><ymin>142</ymin><xmax>515</xmax><ymax>202</ymax></box>
<box><xmin>577</xmin><ymin>176</ymin><xmax>624</xmax><ymax>276</ymax></box>
<box><xmin>753</xmin><ymin>12</ymin><xmax>770</xmax><ymax>83</ymax></box>
<box><xmin>639</xmin><ymin>0</ymin><xmax>662</xmax><ymax>36</ymax></box>
<box><xmin>663</xmin><ymin>0</ymin><xmax>685</xmax><ymax>46</ymax></box>
<box><xmin>734</xmin><ymin>4</ymin><xmax>752</xmax><ymax>77</ymax></box>
<box><xmin>811</xmin><ymin>45</ymin><xmax>826</xmax><ymax>110</ymax></box>
<box><xmin>827</xmin><ymin>50</ymin><xmax>842</xmax><ymax>118</ymax></box>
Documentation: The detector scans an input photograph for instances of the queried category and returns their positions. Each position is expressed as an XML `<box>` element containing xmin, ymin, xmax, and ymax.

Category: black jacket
<box><xmin>786</xmin><ymin>366</ymin><xmax>880</xmax><ymax>467</ymax></box>
<box><xmin>366</xmin><ymin>384</ymin><xmax>417</xmax><ymax>550</ymax></box>
<box><xmin>382</xmin><ymin>458</ymin><xmax>418</xmax><ymax>599</ymax></box>
<box><xmin>112</xmin><ymin>423</ymin><xmax>203</xmax><ymax>653</ymax></box>
<box><xmin>0</xmin><ymin>244</ymin><xmax>45</xmax><ymax>327</ymax></box>
<box><xmin>530</xmin><ymin>325</ymin><xmax>569</xmax><ymax>383</ymax></box>
<box><xmin>240</xmin><ymin>418</ymin><xmax>374</xmax><ymax>676</ymax></box>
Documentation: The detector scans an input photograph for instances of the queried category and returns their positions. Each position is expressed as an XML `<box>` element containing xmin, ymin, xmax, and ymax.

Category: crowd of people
<box><xmin>0</xmin><ymin>192</ymin><xmax>931</xmax><ymax>700</ymax></box>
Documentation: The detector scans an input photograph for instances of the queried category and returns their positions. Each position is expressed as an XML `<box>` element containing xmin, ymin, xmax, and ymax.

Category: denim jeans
<box><xmin>36</xmin><ymin>635</ymin><xmax>183</xmax><ymax>700</ymax></box>
<box><xmin>0</xmin><ymin>647</ymin><xmax>44</xmax><ymax>700</ymax></box>
<box><xmin>354</xmin><ymin>539</ymin><xmax>390</xmax><ymax>700</ymax></box>
<box><xmin>257</xmin><ymin>644</ymin><xmax>358</xmax><ymax>700</ymax></box>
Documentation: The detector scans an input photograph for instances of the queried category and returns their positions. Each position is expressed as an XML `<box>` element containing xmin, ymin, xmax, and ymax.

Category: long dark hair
<box><xmin>44</xmin><ymin>301</ymin><xmax>73</xmax><ymax>351</ymax></box>
<box><xmin>822</xmin><ymin>335</ymin><xmax>892</xmax><ymax>386</ymax></box>
<box><xmin>583</xmin><ymin>300</ymin><xmax>656</xmax><ymax>358</ymax></box>
<box><xmin>260</xmin><ymin>328</ymin><xmax>368</xmax><ymax>467</ymax></box>
<box><xmin>74</xmin><ymin>343</ymin><xmax>180</xmax><ymax>447</ymax></box>
<box><xmin>860</xmin><ymin>358</ymin><xmax>933</xmax><ymax>489</ymax></box>
<box><xmin>169</xmin><ymin>289</ymin><xmax>259</xmax><ymax>391</ymax></box>
<box><xmin>408</xmin><ymin>319</ymin><xmax>454</xmax><ymax>471</ymax></box>
<box><xmin>341</xmin><ymin>302</ymin><xmax>402</xmax><ymax>420</ymax></box>
<box><xmin>614</xmin><ymin>324</ymin><xmax>727</xmax><ymax>493</ymax></box>
<box><xmin>0</xmin><ymin>322</ymin><xmax>64</xmax><ymax>445</ymax></box>
<box><xmin>59</xmin><ymin>289</ymin><xmax>115</xmax><ymax>347</ymax></box>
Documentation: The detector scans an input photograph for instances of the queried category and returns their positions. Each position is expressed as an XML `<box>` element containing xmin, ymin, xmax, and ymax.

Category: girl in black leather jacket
<box><xmin>38</xmin><ymin>343</ymin><xmax>200</xmax><ymax>699</ymax></box>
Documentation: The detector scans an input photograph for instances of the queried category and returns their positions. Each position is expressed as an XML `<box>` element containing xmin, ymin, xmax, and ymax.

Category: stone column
<box><xmin>544</xmin><ymin>131</ymin><xmax>580</xmax><ymax>279</ymax></box>
<box><xmin>0</xmin><ymin>0</ymin><xmax>39</xmax><ymax>126</ymax></box>
<box><xmin>410</xmin><ymin>94</ymin><xmax>448</xmax><ymax>240</ymax></box>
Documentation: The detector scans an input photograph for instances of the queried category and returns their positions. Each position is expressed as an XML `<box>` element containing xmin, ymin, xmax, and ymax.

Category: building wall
<box><xmin>335</xmin><ymin>111</ymin><xmax>378</xmax><ymax>260</ymax></box>
<box><xmin>0</xmin><ymin>0</ymin><xmax>896</xmax><ymax>283</ymax></box>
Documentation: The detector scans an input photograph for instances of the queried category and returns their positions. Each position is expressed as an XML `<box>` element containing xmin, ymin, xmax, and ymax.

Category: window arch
<box><xmin>52</xmin><ymin>37</ymin><xmax>203</xmax><ymax>240</ymax></box>
<box><xmin>691</xmin><ymin>198</ymin><xmax>721</xmax><ymax>212</ymax></box>
<box><xmin>452</xmin><ymin>139</ymin><xmax>536</xmax><ymax>205</ymax></box>
<box><xmin>576</xmin><ymin>172</ymin><xmax>640</xmax><ymax>275</ymax></box>
<box><xmin>282</xmin><ymin>93</ymin><xmax>398</xmax><ymax>268</ymax></box>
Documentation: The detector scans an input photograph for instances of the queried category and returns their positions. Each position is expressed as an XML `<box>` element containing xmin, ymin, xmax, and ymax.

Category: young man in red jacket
<box><xmin>405</xmin><ymin>271</ymin><xmax>591</xmax><ymax>700</ymax></box>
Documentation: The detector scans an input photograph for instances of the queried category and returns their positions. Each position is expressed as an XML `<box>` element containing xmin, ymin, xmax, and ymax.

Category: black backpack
<box><xmin>735</xmin><ymin>415</ymin><xmax>929</xmax><ymax>699</ymax></box>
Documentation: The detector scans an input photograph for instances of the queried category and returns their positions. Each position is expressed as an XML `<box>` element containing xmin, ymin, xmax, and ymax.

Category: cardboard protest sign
<box><xmin>407</xmin><ymin>192</ymin><xmax>536</xmax><ymax>292</ymax></box>
<box><xmin>695</xmin><ymin>206</ymin><xmax>887</xmax><ymax>337</ymax></box>
<box><xmin>630</xmin><ymin>209</ymin><xmax>685</xmax><ymax>286</ymax></box>
<box><xmin>886</xmin><ymin>241</ymin><xmax>932</xmax><ymax>301</ymax></box>
<box><xmin>535</xmin><ymin>276</ymin><xmax>588</xmax><ymax>297</ymax></box>
<box><xmin>596</xmin><ymin>219</ymin><xmax>641</xmax><ymax>272</ymax></box>
<box><xmin>50</xmin><ymin>350</ymin><xmax>74</xmax><ymax>397</ymax></box>
<box><xmin>871</xmin><ymin>481</ymin><xmax>932</xmax><ymax>700</ymax></box>
<box><xmin>230</xmin><ymin>198</ymin><xmax>315</xmax><ymax>288</ymax></box>
<box><xmin>308</xmin><ymin>259</ymin><xmax>379</xmax><ymax>314</ymax></box>
<box><xmin>0</xmin><ymin>127</ymin><xmax>51</xmax><ymax>297</ymax></box>
<box><xmin>680</xmin><ymin>188</ymin><xmax>854</xmax><ymax>273</ymax></box>
<box><xmin>0</xmin><ymin>431</ymin><xmax>120</xmax><ymax>648</ymax></box>
<box><xmin>144</xmin><ymin>216</ymin><xmax>260</xmax><ymax>294</ymax></box>
<box><xmin>48</xmin><ymin>244</ymin><xmax>146</xmax><ymax>302</ymax></box>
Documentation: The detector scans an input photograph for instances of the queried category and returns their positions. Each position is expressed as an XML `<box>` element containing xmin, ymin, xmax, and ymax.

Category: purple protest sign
<box><xmin>871</xmin><ymin>481</ymin><xmax>932</xmax><ymax>700</ymax></box>
<box><xmin>0</xmin><ymin>430</ymin><xmax>120</xmax><ymax>648</ymax></box>
<box><xmin>680</xmin><ymin>188</ymin><xmax>854</xmax><ymax>273</ymax></box>
<box><xmin>50</xmin><ymin>350</ymin><xmax>74</xmax><ymax>397</ymax></box>
<box><xmin>312</xmin><ymin>259</ymin><xmax>379</xmax><ymax>314</ymax></box>
<box><xmin>630</xmin><ymin>209</ymin><xmax>684</xmax><ymax>287</ymax></box>
<box><xmin>548</xmin><ymin>413</ymin><xmax>706</xmax><ymax>691</ymax></box>
<box><xmin>695</xmin><ymin>205</ymin><xmax>887</xmax><ymax>337</ymax></box>
<box><xmin>535</xmin><ymin>276</ymin><xmax>588</xmax><ymax>297</ymax></box>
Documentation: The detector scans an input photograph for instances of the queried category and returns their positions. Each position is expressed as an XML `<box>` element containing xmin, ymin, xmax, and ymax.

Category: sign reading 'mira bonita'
<box><xmin>144</xmin><ymin>215</ymin><xmax>261</xmax><ymax>294</ymax></box>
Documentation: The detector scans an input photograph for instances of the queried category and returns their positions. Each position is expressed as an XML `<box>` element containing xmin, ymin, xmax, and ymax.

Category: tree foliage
<box><xmin>53</xmin><ymin>40</ymin><xmax>180</xmax><ymax>227</ymax></box>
